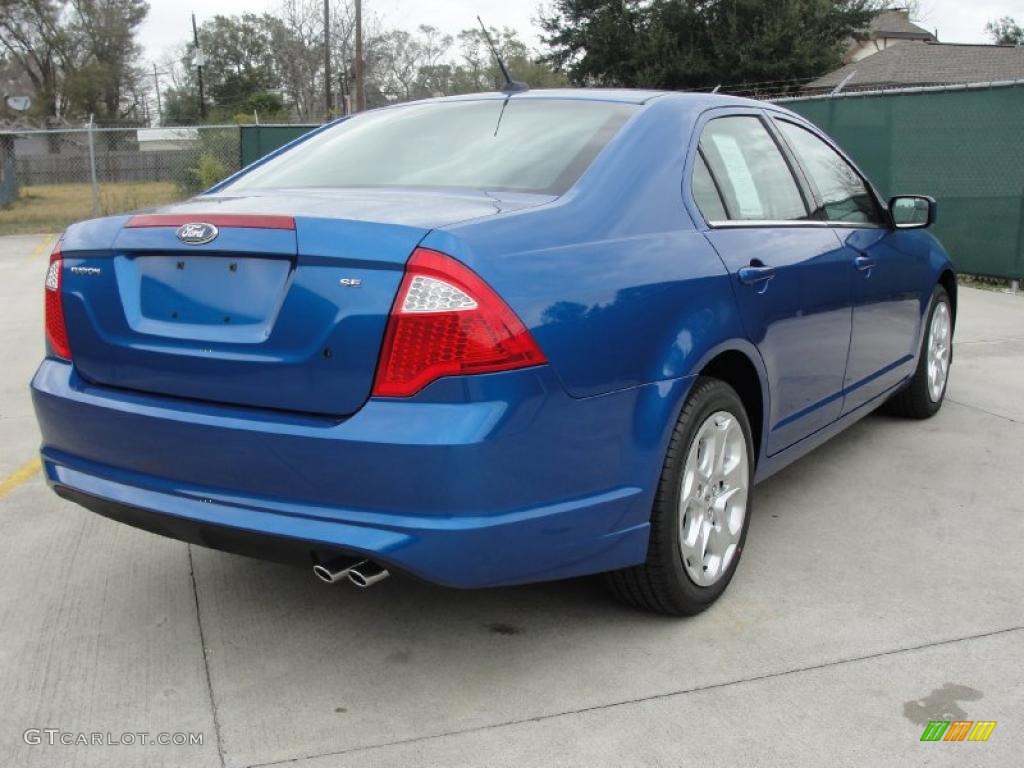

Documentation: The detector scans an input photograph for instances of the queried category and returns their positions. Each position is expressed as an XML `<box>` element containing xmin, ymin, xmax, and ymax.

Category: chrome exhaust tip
<box><xmin>347</xmin><ymin>561</ymin><xmax>390</xmax><ymax>588</ymax></box>
<box><xmin>313</xmin><ymin>556</ymin><xmax>366</xmax><ymax>585</ymax></box>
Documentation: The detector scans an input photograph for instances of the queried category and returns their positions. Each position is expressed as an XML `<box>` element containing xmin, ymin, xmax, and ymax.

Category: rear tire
<box><xmin>605</xmin><ymin>377</ymin><xmax>754</xmax><ymax>616</ymax></box>
<box><xmin>885</xmin><ymin>285</ymin><xmax>952</xmax><ymax>419</ymax></box>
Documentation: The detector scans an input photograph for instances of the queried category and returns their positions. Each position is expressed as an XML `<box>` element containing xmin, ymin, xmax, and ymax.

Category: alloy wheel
<box><xmin>927</xmin><ymin>301</ymin><xmax>952</xmax><ymax>402</ymax></box>
<box><xmin>678</xmin><ymin>410</ymin><xmax>749</xmax><ymax>587</ymax></box>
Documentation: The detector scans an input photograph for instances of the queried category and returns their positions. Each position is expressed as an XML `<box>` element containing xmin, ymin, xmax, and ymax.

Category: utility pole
<box><xmin>339</xmin><ymin>67</ymin><xmax>350</xmax><ymax>116</ymax></box>
<box><xmin>192</xmin><ymin>13</ymin><xmax>206</xmax><ymax>121</ymax></box>
<box><xmin>152</xmin><ymin>63</ymin><xmax>162</xmax><ymax>124</ymax></box>
<box><xmin>354</xmin><ymin>0</ymin><xmax>364</xmax><ymax>112</ymax></box>
<box><xmin>87</xmin><ymin>114</ymin><xmax>99</xmax><ymax>217</ymax></box>
<box><xmin>323</xmin><ymin>0</ymin><xmax>332</xmax><ymax>117</ymax></box>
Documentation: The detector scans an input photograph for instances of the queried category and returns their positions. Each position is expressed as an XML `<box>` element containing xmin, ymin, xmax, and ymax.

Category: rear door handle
<box><xmin>854</xmin><ymin>256</ymin><xmax>876</xmax><ymax>274</ymax></box>
<box><xmin>738</xmin><ymin>264</ymin><xmax>776</xmax><ymax>289</ymax></box>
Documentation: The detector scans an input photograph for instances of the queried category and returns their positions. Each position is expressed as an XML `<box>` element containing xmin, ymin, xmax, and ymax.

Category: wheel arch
<box><xmin>939</xmin><ymin>269</ymin><xmax>957</xmax><ymax>325</ymax></box>
<box><xmin>691</xmin><ymin>342</ymin><xmax>768</xmax><ymax>466</ymax></box>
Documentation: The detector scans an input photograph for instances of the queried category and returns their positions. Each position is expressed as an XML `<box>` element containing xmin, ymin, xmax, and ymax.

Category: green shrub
<box><xmin>192</xmin><ymin>153</ymin><xmax>230</xmax><ymax>191</ymax></box>
<box><xmin>173</xmin><ymin>128</ymin><xmax>241</xmax><ymax>196</ymax></box>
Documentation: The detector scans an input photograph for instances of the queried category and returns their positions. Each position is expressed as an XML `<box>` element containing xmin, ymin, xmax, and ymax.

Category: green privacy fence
<box><xmin>239</xmin><ymin>124</ymin><xmax>320</xmax><ymax>169</ymax></box>
<box><xmin>783</xmin><ymin>82</ymin><xmax>1024</xmax><ymax>280</ymax></box>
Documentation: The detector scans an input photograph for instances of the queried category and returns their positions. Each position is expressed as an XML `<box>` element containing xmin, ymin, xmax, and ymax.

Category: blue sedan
<box><xmin>31</xmin><ymin>89</ymin><xmax>956</xmax><ymax>614</ymax></box>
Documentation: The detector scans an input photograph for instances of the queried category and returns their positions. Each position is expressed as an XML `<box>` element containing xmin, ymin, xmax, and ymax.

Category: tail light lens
<box><xmin>44</xmin><ymin>242</ymin><xmax>72</xmax><ymax>360</ymax></box>
<box><xmin>372</xmin><ymin>247</ymin><xmax>546</xmax><ymax>397</ymax></box>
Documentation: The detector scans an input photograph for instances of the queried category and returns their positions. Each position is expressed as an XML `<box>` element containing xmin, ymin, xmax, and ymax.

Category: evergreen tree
<box><xmin>541</xmin><ymin>0</ymin><xmax>882</xmax><ymax>92</ymax></box>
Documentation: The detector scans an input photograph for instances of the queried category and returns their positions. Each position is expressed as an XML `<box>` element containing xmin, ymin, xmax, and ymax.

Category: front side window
<box><xmin>697</xmin><ymin>116</ymin><xmax>808</xmax><ymax>222</ymax></box>
<box><xmin>776</xmin><ymin>120</ymin><xmax>884</xmax><ymax>226</ymax></box>
<box><xmin>226</xmin><ymin>99</ymin><xmax>636</xmax><ymax>196</ymax></box>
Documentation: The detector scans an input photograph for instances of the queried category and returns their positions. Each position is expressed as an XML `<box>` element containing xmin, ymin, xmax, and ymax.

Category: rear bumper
<box><xmin>32</xmin><ymin>359</ymin><xmax>693</xmax><ymax>587</ymax></box>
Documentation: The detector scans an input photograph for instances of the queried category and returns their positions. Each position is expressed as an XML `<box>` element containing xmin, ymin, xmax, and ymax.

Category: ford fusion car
<box><xmin>31</xmin><ymin>89</ymin><xmax>956</xmax><ymax>615</ymax></box>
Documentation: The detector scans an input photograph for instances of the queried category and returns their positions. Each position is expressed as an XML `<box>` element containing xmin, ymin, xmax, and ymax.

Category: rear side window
<box><xmin>776</xmin><ymin>120</ymin><xmax>884</xmax><ymax>225</ymax></box>
<box><xmin>697</xmin><ymin>116</ymin><xmax>808</xmax><ymax>222</ymax></box>
<box><xmin>226</xmin><ymin>99</ymin><xmax>636</xmax><ymax>196</ymax></box>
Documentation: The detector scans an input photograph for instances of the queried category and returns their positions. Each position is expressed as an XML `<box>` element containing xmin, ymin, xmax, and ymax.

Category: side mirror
<box><xmin>889</xmin><ymin>195</ymin><xmax>936</xmax><ymax>229</ymax></box>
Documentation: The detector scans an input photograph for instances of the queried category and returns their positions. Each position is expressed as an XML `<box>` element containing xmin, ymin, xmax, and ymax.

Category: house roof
<box><xmin>809</xmin><ymin>42</ymin><xmax>1024</xmax><ymax>91</ymax></box>
<box><xmin>866</xmin><ymin>9</ymin><xmax>935</xmax><ymax>40</ymax></box>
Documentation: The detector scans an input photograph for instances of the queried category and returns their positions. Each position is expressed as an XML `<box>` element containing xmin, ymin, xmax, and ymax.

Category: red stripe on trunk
<box><xmin>125</xmin><ymin>214</ymin><xmax>296</xmax><ymax>230</ymax></box>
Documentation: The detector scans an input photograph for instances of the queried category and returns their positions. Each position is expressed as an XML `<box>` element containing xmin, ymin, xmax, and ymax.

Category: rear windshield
<box><xmin>225</xmin><ymin>99</ymin><xmax>636</xmax><ymax>196</ymax></box>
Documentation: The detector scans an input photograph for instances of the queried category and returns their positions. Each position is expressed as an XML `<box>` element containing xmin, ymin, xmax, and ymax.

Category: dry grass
<box><xmin>0</xmin><ymin>182</ymin><xmax>182</xmax><ymax>236</ymax></box>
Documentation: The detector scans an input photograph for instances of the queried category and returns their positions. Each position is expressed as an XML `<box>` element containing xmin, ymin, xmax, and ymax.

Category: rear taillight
<box><xmin>372</xmin><ymin>247</ymin><xmax>546</xmax><ymax>397</ymax></box>
<box><xmin>44</xmin><ymin>241</ymin><xmax>71</xmax><ymax>360</ymax></box>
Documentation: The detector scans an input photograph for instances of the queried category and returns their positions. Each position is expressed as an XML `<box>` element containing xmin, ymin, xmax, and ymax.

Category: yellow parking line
<box><xmin>0</xmin><ymin>458</ymin><xmax>42</xmax><ymax>499</ymax></box>
<box><xmin>29</xmin><ymin>233</ymin><xmax>57</xmax><ymax>260</ymax></box>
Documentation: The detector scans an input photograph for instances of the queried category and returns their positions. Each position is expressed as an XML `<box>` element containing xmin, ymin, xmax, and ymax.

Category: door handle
<box><xmin>738</xmin><ymin>264</ymin><xmax>776</xmax><ymax>289</ymax></box>
<box><xmin>854</xmin><ymin>256</ymin><xmax>876</xmax><ymax>274</ymax></box>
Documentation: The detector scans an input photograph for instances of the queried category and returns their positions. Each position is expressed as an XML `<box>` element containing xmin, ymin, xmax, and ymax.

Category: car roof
<box><xmin>418</xmin><ymin>88</ymin><xmax>764</xmax><ymax>109</ymax></box>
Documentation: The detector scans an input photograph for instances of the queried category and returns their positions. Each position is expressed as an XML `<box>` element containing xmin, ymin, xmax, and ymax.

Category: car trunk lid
<box><xmin>62</xmin><ymin>211</ymin><xmax>427</xmax><ymax>416</ymax></box>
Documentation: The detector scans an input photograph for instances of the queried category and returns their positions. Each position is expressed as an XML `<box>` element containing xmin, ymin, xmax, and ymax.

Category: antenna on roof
<box><xmin>711</xmin><ymin>84</ymin><xmax>722</xmax><ymax>93</ymax></box>
<box><xmin>476</xmin><ymin>16</ymin><xmax>528</xmax><ymax>93</ymax></box>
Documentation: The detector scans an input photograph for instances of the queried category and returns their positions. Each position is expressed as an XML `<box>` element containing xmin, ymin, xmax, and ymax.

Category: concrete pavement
<box><xmin>1</xmin><ymin>233</ymin><xmax>1021</xmax><ymax>767</ymax></box>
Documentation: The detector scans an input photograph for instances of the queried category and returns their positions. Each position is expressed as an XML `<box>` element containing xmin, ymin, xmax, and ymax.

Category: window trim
<box><xmin>695</xmin><ymin>148</ymin><xmax>732</xmax><ymax>220</ymax></box>
<box><xmin>705</xmin><ymin>219</ymin><xmax>833</xmax><ymax>229</ymax></box>
<box><xmin>768</xmin><ymin>115</ymin><xmax>890</xmax><ymax>230</ymax></box>
<box><xmin>761</xmin><ymin>114</ymin><xmax>820</xmax><ymax>220</ymax></box>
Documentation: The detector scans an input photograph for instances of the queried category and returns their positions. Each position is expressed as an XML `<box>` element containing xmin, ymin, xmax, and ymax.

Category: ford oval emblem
<box><xmin>176</xmin><ymin>222</ymin><xmax>219</xmax><ymax>245</ymax></box>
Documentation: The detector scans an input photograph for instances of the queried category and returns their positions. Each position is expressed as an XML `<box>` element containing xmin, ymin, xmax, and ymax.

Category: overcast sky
<box><xmin>141</xmin><ymin>0</ymin><xmax>1020</xmax><ymax>64</ymax></box>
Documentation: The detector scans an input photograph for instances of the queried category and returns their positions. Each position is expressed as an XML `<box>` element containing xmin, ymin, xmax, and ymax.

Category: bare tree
<box><xmin>0</xmin><ymin>0</ymin><xmax>70</xmax><ymax>120</ymax></box>
<box><xmin>377</xmin><ymin>25</ymin><xmax>452</xmax><ymax>101</ymax></box>
<box><xmin>150</xmin><ymin>3</ymin><xmax>562</xmax><ymax>122</ymax></box>
<box><xmin>268</xmin><ymin>0</ymin><xmax>391</xmax><ymax>118</ymax></box>
<box><xmin>986</xmin><ymin>16</ymin><xmax>1024</xmax><ymax>46</ymax></box>
<box><xmin>267</xmin><ymin>0</ymin><xmax>324</xmax><ymax>120</ymax></box>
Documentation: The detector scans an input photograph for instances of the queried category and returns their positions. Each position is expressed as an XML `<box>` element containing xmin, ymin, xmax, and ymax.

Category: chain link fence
<box><xmin>3</xmin><ymin>84</ymin><xmax>1023</xmax><ymax>281</ymax></box>
<box><xmin>0</xmin><ymin>124</ymin><xmax>242</xmax><ymax>235</ymax></box>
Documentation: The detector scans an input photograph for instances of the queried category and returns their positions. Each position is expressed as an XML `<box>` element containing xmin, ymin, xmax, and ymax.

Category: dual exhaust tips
<box><xmin>313</xmin><ymin>556</ymin><xmax>390</xmax><ymax>588</ymax></box>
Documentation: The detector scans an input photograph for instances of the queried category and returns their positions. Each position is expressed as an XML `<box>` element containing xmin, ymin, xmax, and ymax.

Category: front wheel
<box><xmin>605</xmin><ymin>377</ymin><xmax>754</xmax><ymax>616</ymax></box>
<box><xmin>885</xmin><ymin>285</ymin><xmax>953</xmax><ymax>419</ymax></box>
